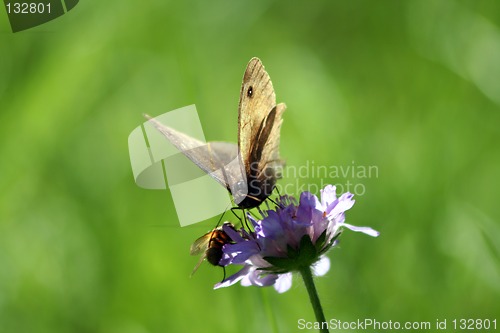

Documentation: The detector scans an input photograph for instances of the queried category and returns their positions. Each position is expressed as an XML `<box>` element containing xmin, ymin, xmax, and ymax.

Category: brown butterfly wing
<box><xmin>251</xmin><ymin>103</ymin><xmax>286</xmax><ymax>196</ymax></box>
<box><xmin>146</xmin><ymin>116</ymin><xmax>242</xmax><ymax>192</ymax></box>
<box><xmin>237</xmin><ymin>58</ymin><xmax>286</xmax><ymax>207</ymax></box>
<box><xmin>238</xmin><ymin>58</ymin><xmax>276</xmax><ymax>172</ymax></box>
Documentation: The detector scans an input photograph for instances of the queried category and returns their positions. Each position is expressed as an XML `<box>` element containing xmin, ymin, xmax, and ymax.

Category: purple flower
<box><xmin>214</xmin><ymin>185</ymin><xmax>379</xmax><ymax>293</ymax></box>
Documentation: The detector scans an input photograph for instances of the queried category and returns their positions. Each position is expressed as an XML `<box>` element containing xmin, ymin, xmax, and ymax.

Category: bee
<box><xmin>190</xmin><ymin>222</ymin><xmax>236</xmax><ymax>275</ymax></box>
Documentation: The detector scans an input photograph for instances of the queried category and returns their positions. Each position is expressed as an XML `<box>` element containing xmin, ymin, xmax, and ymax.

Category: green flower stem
<box><xmin>299</xmin><ymin>265</ymin><xmax>329</xmax><ymax>333</ymax></box>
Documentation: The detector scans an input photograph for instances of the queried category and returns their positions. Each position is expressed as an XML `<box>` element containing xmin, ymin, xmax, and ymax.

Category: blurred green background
<box><xmin>1</xmin><ymin>1</ymin><xmax>499</xmax><ymax>332</ymax></box>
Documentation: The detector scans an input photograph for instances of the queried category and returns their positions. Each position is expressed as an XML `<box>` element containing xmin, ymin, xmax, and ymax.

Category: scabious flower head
<box><xmin>214</xmin><ymin>185</ymin><xmax>379</xmax><ymax>293</ymax></box>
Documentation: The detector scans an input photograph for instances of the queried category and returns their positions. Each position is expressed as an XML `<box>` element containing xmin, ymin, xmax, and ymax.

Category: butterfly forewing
<box><xmin>146</xmin><ymin>116</ymin><xmax>243</xmax><ymax>192</ymax></box>
<box><xmin>236</xmin><ymin>58</ymin><xmax>286</xmax><ymax>207</ymax></box>
<box><xmin>238</xmin><ymin>58</ymin><xmax>278</xmax><ymax>175</ymax></box>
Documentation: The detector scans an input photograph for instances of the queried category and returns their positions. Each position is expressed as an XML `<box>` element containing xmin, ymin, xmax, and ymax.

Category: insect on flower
<box><xmin>189</xmin><ymin>222</ymin><xmax>238</xmax><ymax>276</ymax></box>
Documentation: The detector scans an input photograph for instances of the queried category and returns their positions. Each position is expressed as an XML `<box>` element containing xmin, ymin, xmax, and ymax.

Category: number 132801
<box><xmin>6</xmin><ymin>3</ymin><xmax>51</xmax><ymax>14</ymax></box>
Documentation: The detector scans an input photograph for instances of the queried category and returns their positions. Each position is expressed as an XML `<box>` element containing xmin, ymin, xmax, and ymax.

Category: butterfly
<box><xmin>147</xmin><ymin>57</ymin><xmax>286</xmax><ymax>209</ymax></box>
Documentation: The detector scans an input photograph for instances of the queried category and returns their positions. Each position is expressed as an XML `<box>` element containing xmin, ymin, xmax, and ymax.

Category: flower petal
<box><xmin>343</xmin><ymin>223</ymin><xmax>380</xmax><ymax>237</ymax></box>
<box><xmin>222</xmin><ymin>223</ymin><xmax>245</xmax><ymax>242</ymax></box>
<box><xmin>242</xmin><ymin>268</ymin><xmax>278</xmax><ymax>287</ymax></box>
<box><xmin>328</xmin><ymin>193</ymin><xmax>355</xmax><ymax>217</ymax></box>
<box><xmin>213</xmin><ymin>265</ymin><xmax>251</xmax><ymax>289</ymax></box>
<box><xmin>220</xmin><ymin>240</ymin><xmax>260</xmax><ymax>265</ymax></box>
<box><xmin>312</xmin><ymin>256</ymin><xmax>330</xmax><ymax>277</ymax></box>
<box><xmin>296</xmin><ymin>192</ymin><xmax>316</xmax><ymax>226</ymax></box>
<box><xmin>274</xmin><ymin>273</ymin><xmax>293</xmax><ymax>293</ymax></box>
<box><xmin>320</xmin><ymin>185</ymin><xmax>337</xmax><ymax>209</ymax></box>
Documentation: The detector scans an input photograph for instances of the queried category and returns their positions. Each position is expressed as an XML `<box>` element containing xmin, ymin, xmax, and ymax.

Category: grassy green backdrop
<box><xmin>1</xmin><ymin>1</ymin><xmax>499</xmax><ymax>332</ymax></box>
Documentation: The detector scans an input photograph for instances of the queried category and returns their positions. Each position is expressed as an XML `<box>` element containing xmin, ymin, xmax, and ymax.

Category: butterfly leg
<box><xmin>230</xmin><ymin>207</ymin><xmax>253</xmax><ymax>232</ymax></box>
